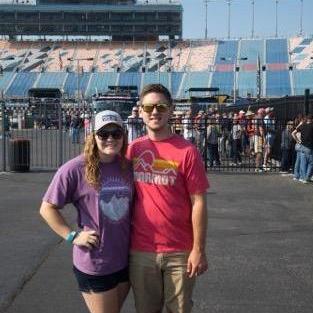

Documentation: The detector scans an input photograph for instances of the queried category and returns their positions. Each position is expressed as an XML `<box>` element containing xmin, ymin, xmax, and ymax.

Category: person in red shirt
<box><xmin>127</xmin><ymin>84</ymin><xmax>209</xmax><ymax>313</ymax></box>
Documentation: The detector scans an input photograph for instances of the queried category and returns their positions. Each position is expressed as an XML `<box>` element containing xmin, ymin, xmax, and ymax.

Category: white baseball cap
<box><xmin>94</xmin><ymin>110</ymin><xmax>123</xmax><ymax>132</ymax></box>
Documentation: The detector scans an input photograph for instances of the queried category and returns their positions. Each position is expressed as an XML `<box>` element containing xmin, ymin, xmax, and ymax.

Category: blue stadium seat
<box><xmin>266</xmin><ymin>39</ymin><xmax>289</xmax><ymax>64</ymax></box>
<box><xmin>215</xmin><ymin>40</ymin><xmax>239</xmax><ymax>64</ymax></box>
<box><xmin>293</xmin><ymin>69</ymin><xmax>313</xmax><ymax>95</ymax></box>
<box><xmin>0</xmin><ymin>72</ymin><xmax>15</xmax><ymax>93</ymax></box>
<box><xmin>118</xmin><ymin>72</ymin><xmax>141</xmax><ymax>91</ymax></box>
<box><xmin>266</xmin><ymin>70</ymin><xmax>291</xmax><ymax>96</ymax></box>
<box><xmin>37</xmin><ymin>72</ymin><xmax>67</xmax><ymax>89</ymax></box>
<box><xmin>63</xmin><ymin>73</ymin><xmax>91</xmax><ymax>97</ymax></box>
<box><xmin>171</xmin><ymin>72</ymin><xmax>184</xmax><ymax>98</ymax></box>
<box><xmin>237</xmin><ymin>72</ymin><xmax>257</xmax><ymax>97</ymax></box>
<box><xmin>239</xmin><ymin>39</ymin><xmax>265</xmax><ymax>65</ymax></box>
<box><xmin>210</xmin><ymin>71</ymin><xmax>234</xmax><ymax>95</ymax></box>
<box><xmin>6</xmin><ymin>72</ymin><xmax>38</xmax><ymax>97</ymax></box>
<box><xmin>178</xmin><ymin>72</ymin><xmax>210</xmax><ymax>98</ymax></box>
<box><xmin>86</xmin><ymin>72</ymin><xmax>118</xmax><ymax>97</ymax></box>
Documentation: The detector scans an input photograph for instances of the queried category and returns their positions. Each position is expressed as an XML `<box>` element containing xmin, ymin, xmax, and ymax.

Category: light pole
<box><xmin>251</xmin><ymin>0</ymin><xmax>255</xmax><ymax>38</ymax></box>
<box><xmin>275</xmin><ymin>0</ymin><xmax>279</xmax><ymax>38</ymax></box>
<box><xmin>67</xmin><ymin>57</ymin><xmax>93</xmax><ymax>110</ymax></box>
<box><xmin>226</xmin><ymin>0</ymin><xmax>232</xmax><ymax>39</ymax></box>
<box><xmin>204</xmin><ymin>0</ymin><xmax>211</xmax><ymax>40</ymax></box>
<box><xmin>299</xmin><ymin>0</ymin><xmax>304</xmax><ymax>36</ymax></box>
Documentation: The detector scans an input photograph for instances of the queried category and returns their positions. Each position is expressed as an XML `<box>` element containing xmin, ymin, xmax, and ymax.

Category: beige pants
<box><xmin>129</xmin><ymin>251</ymin><xmax>196</xmax><ymax>313</ymax></box>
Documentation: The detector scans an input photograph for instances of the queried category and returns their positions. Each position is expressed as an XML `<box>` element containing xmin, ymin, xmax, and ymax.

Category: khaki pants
<box><xmin>130</xmin><ymin>251</ymin><xmax>195</xmax><ymax>313</ymax></box>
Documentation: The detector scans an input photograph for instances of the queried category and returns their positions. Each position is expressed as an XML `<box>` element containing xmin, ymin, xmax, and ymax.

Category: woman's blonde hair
<box><xmin>83</xmin><ymin>130</ymin><xmax>128</xmax><ymax>189</ymax></box>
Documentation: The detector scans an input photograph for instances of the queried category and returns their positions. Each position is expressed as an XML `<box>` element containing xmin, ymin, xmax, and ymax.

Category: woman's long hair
<box><xmin>83</xmin><ymin>131</ymin><xmax>128</xmax><ymax>189</ymax></box>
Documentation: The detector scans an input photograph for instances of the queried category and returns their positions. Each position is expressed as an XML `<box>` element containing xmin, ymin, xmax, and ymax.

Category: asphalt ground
<box><xmin>0</xmin><ymin>171</ymin><xmax>312</xmax><ymax>313</ymax></box>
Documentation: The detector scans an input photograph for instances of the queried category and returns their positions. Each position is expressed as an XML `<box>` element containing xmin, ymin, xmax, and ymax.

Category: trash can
<box><xmin>9</xmin><ymin>138</ymin><xmax>30</xmax><ymax>172</ymax></box>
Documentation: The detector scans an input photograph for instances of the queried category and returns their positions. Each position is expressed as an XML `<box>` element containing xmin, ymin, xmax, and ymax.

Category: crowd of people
<box><xmin>169</xmin><ymin>108</ymin><xmax>312</xmax><ymax>181</ymax></box>
<box><xmin>63</xmin><ymin>103</ymin><xmax>312</xmax><ymax>183</ymax></box>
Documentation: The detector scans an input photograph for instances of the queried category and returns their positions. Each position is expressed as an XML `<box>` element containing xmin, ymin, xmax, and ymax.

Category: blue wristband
<box><xmin>65</xmin><ymin>231</ymin><xmax>78</xmax><ymax>243</ymax></box>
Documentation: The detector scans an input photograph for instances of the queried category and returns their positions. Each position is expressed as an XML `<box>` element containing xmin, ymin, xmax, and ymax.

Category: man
<box><xmin>182</xmin><ymin>109</ymin><xmax>195</xmax><ymax>143</ymax></box>
<box><xmin>253</xmin><ymin>108</ymin><xmax>265</xmax><ymax>172</ymax></box>
<box><xmin>127</xmin><ymin>84</ymin><xmax>209</xmax><ymax>313</ymax></box>
<box><xmin>126</xmin><ymin>105</ymin><xmax>144</xmax><ymax>143</ymax></box>
<box><xmin>194</xmin><ymin>110</ymin><xmax>206</xmax><ymax>156</ymax></box>
<box><xmin>263</xmin><ymin>107</ymin><xmax>276</xmax><ymax>170</ymax></box>
<box><xmin>70</xmin><ymin>113</ymin><xmax>82</xmax><ymax>144</ymax></box>
<box><xmin>296</xmin><ymin>114</ymin><xmax>313</xmax><ymax>183</ymax></box>
<box><xmin>280</xmin><ymin>120</ymin><xmax>294</xmax><ymax>174</ymax></box>
<box><xmin>207</xmin><ymin>117</ymin><xmax>221</xmax><ymax>167</ymax></box>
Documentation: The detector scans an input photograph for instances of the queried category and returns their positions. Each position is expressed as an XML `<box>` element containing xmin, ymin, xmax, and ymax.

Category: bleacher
<box><xmin>0</xmin><ymin>36</ymin><xmax>312</xmax><ymax>99</ymax></box>
<box><xmin>266</xmin><ymin>70</ymin><xmax>291</xmax><ymax>97</ymax></box>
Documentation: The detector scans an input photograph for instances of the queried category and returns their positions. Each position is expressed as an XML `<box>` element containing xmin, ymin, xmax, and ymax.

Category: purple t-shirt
<box><xmin>43</xmin><ymin>154</ymin><xmax>133</xmax><ymax>275</ymax></box>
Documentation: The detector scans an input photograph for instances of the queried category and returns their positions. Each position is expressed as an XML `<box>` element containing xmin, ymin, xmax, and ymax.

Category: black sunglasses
<box><xmin>96</xmin><ymin>128</ymin><xmax>123</xmax><ymax>140</ymax></box>
<box><xmin>141</xmin><ymin>103</ymin><xmax>170</xmax><ymax>113</ymax></box>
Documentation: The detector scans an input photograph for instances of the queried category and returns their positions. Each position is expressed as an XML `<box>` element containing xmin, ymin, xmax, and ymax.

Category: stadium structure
<box><xmin>0</xmin><ymin>0</ymin><xmax>182</xmax><ymax>41</ymax></box>
<box><xmin>0</xmin><ymin>0</ymin><xmax>312</xmax><ymax>103</ymax></box>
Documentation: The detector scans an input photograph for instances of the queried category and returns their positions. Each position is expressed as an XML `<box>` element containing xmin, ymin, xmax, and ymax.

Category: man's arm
<box><xmin>187</xmin><ymin>193</ymin><xmax>208</xmax><ymax>278</ymax></box>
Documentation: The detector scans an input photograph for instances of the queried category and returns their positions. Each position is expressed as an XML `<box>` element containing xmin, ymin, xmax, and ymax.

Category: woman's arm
<box><xmin>39</xmin><ymin>201</ymin><xmax>99</xmax><ymax>249</ymax></box>
<box><xmin>40</xmin><ymin>201</ymin><xmax>72</xmax><ymax>239</ymax></box>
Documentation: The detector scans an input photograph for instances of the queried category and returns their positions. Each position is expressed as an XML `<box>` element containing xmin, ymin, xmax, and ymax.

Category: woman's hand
<box><xmin>73</xmin><ymin>230</ymin><xmax>99</xmax><ymax>250</ymax></box>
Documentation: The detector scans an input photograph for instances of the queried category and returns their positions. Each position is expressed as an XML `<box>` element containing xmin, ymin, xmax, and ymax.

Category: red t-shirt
<box><xmin>127</xmin><ymin>134</ymin><xmax>209</xmax><ymax>253</ymax></box>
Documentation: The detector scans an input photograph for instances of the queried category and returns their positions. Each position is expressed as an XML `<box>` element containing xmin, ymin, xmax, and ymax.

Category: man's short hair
<box><xmin>139</xmin><ymin>84</ymin><xmax>173</xmax><ymax>106</ymax></box>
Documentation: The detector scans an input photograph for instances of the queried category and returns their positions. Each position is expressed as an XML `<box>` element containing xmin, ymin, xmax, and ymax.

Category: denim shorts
<box><xmin>73</xmin><ymin>266</ymin><xmax>129</xmax><ymax>293</ymax></box>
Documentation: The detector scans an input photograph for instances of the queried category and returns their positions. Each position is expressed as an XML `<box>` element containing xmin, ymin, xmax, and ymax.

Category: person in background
<box><xmin>231</xmin><ymin>116</ymin><xmax>242</xmax><ymax>166</ymax></box>
<box><xmin>295</xmin><ymin>114</ymin><xmax>313</xmax><ymax>183</ymax></box>
<box><xmin>280</xmin><ymin>120</ymin><xmax>294</xmax><ymax>174</ymax></box>
<box><xmin>40</xmin><ymin>110</ymin><xmax>133</xmax><ymax>313</ymax></box>
<box><xmin>292</xmin><ymin>117</ymin><xmax>305</xmax><ymax>182</ymax></box>
<box><xmin>195</xmin><ymin>110</ymin><xmax>206</xmax><ymax>156</ymax></box>
<box><xmin>207</xmin><ymin>117</ymin><xmax>221</xmax><ymax>167</ymax></box>
<box><xmin>238</xmin><ymin>110</ymin><xmax>249</xmax><ymax>156</ymax></box>
<box><xmin>182</xmin><ymin>109</ymin><xmax>195</xmax><ymax>144</ymax></box>
<box><xmin>71</xmin><ymin>113</ymin><xmax>82</xmax><ymax>144</ymax></box>
<box><xmin>263</xmin><ymin>107</ymin><xmax>276</xmax><ymax>170</ymax></box>
<box><xmin>127</xmin><ymin>84</ymin><xmax>209</xmax><ymax>313</ymax></box>
<box><xmin>245</xmin><ymin>110</ymin><xmax>255</xmax><ymax>156</ymax></box>
<box><xmin>253</xmin><ymin>108</ymin><xmax>266</xmax><ymax>172</ymax></box>
<box><xmin>126</xmin><ymin>105</ymin><xmax>144</xmax><ymax>143</ymax></box>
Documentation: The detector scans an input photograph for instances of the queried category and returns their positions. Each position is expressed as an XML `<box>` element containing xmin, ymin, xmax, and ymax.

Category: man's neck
<box><xmin>147</xmin><ymin>127</ymin><xmax>173</xmax><ymax>141</ymax></box>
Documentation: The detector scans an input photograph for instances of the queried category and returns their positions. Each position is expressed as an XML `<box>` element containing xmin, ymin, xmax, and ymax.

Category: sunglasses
<box><xmin>96</xmin><ymin>128</ymin><xmax>123</xmax><ymax>140</ymax></box>
<box><xmin>141</xmin><ymin>103</ymin><xmax>169</xmax><ymax>113</ymax></box>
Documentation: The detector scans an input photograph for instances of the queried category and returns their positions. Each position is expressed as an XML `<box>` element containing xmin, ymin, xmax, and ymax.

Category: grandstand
<box><xmin>0</xmin><ymin>37</ymin><xmax>313</xmax><ymax>100</ymax></box>
<box><xmin>0</xmin><ymin>0</ymin><xmax>182</xmax><ymax>41</ymax></box>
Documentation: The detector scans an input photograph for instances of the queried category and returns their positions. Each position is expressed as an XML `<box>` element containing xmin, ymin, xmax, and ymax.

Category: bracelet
<box><xmin>65</xmin><ymin>231</ymin><xmax>79</xmax><ymax>243</ymax></box>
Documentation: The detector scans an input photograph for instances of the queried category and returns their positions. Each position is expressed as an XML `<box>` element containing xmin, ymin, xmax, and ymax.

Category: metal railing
<box><xmin>0</xmin><ymin>103</ymin><xmax>298</xmax><ymax>174</ymax></box>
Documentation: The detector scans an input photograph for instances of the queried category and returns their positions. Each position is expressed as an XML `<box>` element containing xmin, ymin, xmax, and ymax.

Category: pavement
<box><xmin>0</xmin><ymin>170</ymin><xmax>313</xmax><ymax>313</ymax></box>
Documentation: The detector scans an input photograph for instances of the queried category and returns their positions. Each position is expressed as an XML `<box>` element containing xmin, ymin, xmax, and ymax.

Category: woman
<box><xmin>40</xmin><ymin>110</ymin><xmax>133</xmax><ymax>313</ymax></box>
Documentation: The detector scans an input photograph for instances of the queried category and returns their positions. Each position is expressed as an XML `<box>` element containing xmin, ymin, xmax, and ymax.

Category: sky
<box><xmin>181</xmin><ymin>0</ymin><xmax>313</xmax><ymax>39</ymax></box>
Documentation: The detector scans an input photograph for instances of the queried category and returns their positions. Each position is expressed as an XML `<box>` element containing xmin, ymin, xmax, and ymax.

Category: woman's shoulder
<box><xmin>59</xmin><ymin>154</ymin><xmax>85</xmax><ymax>173</ymax></box>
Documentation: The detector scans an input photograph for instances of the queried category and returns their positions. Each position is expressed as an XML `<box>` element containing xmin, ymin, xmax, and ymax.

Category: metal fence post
<box><xmin>304</xmin><ymin>89</ymin><xmax>310</xmax><ymax>115</ymax></box>
<box><xmin>1</xmin><ymin>98</ymin><xmax>6</xmax><ymax>172</ymax></box>
<box><xmin>58</xmin><ymin>100</ymin><xmax>63</xmax><ymax>167</ymax></box>
<box><xmin>204</xmin><ymin>116</ymin><xmax>208</xmax><ymax>172</ymax></box>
